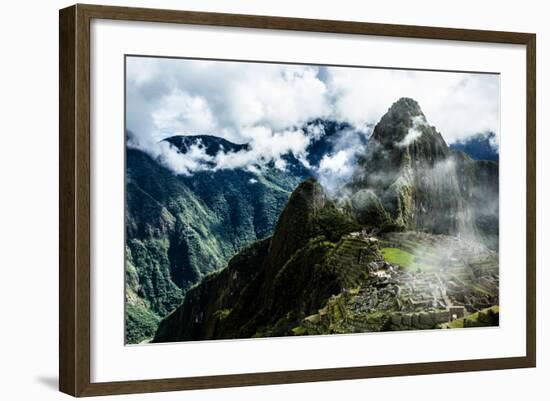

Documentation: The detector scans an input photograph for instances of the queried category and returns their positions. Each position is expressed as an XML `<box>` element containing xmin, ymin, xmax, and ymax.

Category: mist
<box><xmin>126</xmin><ymin>56</ymin><xmax>500</xmax><ymax>176</ymax></box>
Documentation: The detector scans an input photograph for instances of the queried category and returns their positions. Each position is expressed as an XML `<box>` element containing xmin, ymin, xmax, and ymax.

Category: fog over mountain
<box><xmin>124</xmin><ymin>58</ymin><xmax>500</xmax><ymax>344</ymax></box>
<box><xmin>125</xmin><ymin>97</ymin><xmax>499</xmax><ymax>343</ymax></box>
<box><xmin>151</xmin><ymin>98</ymin><xmax>499</xmax><ymax>343</ymax></box>
<box><xmin>126</xmin><ymin>57</ymin><xmax>499</xmax><ymax>178</ymax></box>
<box><xmin>450</xmin><ymin>132</ymin><xmax>499</xmax><ymax>161</ymax></box>
<box><xmin>125</xmin><ymin>119</ymin><xmax>369</xmax><ymax>342</ymax></box>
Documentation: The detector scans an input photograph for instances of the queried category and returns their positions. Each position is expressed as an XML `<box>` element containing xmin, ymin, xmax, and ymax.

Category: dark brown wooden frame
<box><xmin>59</xmin><ymin>3</ymin><xmax>536</xmax><ymax>397</ymax></box>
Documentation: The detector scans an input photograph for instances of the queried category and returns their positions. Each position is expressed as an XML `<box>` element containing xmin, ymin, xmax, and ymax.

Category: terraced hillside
<box><xmin>347</xmin><ymin>98</ymin><xmax>499</xmax><ymax>249</ymax></box>
<box><xmin>148</xmin><ymin>98</ymin><xmax>500</xmax><ymax>343</ymax></box>
<box><xmin>299</xmin><ymin>231</ymin><xmax>499</xmax><ymax>334</ymax></box>
<box><xmin>125</xmin><ymin>120</ymin><xmax>370</xmax><ymax>343</ymax></box>
<box><xmin>153</xmin><ymin>182</ymin><xmax>499</xmax><ymax>343</ymax></box>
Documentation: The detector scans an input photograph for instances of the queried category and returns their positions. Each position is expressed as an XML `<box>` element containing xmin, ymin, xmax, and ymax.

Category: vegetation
<box><xmin>445</xmin><ymin>306</ymin><xmax>499</xmax><ymax>329</ymax></box>
<box><xmin>125</xmin><ymin>303</ymin><xmax>161</xmax><ymax>344</ymax></box>
<box><xmin>127</xmin><ymin>99</ymin><xmax>500</xmax><ymax>343</ymax></box>
<box><xmin>381</xmin><ymin>247</ymin><xmax>414</xmax><ymax>269</ymax></box>
<box><xmin>153</xmin><ymin>180</ymin><xmax>381</xmax><ymax>342</ymax></box>
<box><xmin>125</xmin><ymin>142</ymin><xmax>305</xmax><ymax>343</ymax></box>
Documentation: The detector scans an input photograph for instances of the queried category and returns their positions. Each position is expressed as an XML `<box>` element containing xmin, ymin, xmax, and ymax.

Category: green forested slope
<box><xmin>151</xmin><ymin>99</ymin><xmax>500</xmax><ymax>343</ymax></box>
<box><xmin>125</xmin><ymin>147</ymin><xmax>303</xmax><ymax>343</ymax></box>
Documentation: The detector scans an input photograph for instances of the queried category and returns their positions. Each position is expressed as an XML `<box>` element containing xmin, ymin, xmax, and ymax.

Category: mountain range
<box><xmin>126</xmin><ymin>98</ymin><xmax>499</xmax><ymax>343</ymax></box>
<box><xmin>125</xmin><ymin>120</ymin><xmax>368</xmax><ymax>342</ymax></box>
<box><xmin>450</xmin><ymin>132</ymin><xmax>499</xmax><ymax>161</ymax></box>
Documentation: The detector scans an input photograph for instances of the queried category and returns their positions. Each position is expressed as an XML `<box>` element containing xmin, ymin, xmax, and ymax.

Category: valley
<box><xmin>125</xmin><ymin>97</ymin><xmax>500</xmax><ymax>344</ymax></box>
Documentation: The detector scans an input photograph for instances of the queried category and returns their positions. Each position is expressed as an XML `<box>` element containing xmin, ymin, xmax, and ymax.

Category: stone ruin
<box><xmin>302</xmin><ymin>231</ymin><xmax>499</xmax><ymax>333</ymax></box>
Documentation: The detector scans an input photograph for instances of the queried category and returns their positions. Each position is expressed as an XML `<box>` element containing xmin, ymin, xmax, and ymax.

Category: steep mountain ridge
<box><xmin>153</xmin><ymin>179</ymin><xmax>366</xmax><ymax>342</ymax></box>
<box><xmin>165</xmin><ymin>134</ymin><xmax>249</xmax><ymax>156</ymax></box>
<box><xmin>150</xmin><ymin>98</ymin><xmax>500</xmax><ymax>343</ymax></box>
<box><xmin>125</xmin><ymin>147</ymin><xmax>304</xmax><ymax>342</ymax></box>
<box><xmin>348</xmin><ymin>98</ymin><xmax>498</xmax><ymax>244</ymax></box>
<box><xmin>125</xmin><ymin>120</ymin><xmax>369</xmax><ymax>342</ymax></box>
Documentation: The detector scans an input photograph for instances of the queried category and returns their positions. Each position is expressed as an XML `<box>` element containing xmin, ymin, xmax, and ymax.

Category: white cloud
<box><xmin>126</xmin><ymin>56</ymin><xmax>500</xmax><ymax>175</ymax></box>
<box><xmin>153</xmin><ymin>141</ymin><xmax>214</xmax><ymax>176</ymax></box>
<box><xmin>398</xmin><ymin>128</ymin><xmax>422</xmax><ymax>148</ymax></box>
<box><xmin>212</xmin><ymin>126</ymin><xmax>311</xmax><ymax>171</ymax></box>
<box><xmin>315</xmin><ymin>127</ymin><xmax>370</xmax><ymax>193</ymax></box>
<box><xmin>397</xmin><ymin>115</ymin><xmax>426</xmax><ymax>147</ymax></box>
<box><xmin>127</xmin><ymin>58</ymin><xmax>331</xmax><ymax>143</ymax></box>
<box><xmin>317</xmin><ymin>150</ymin><xmax>355</xmax><ymax>192</ymax></box>
<box><xmin>273</xmin><ymin>158</ymin><xmax>287</xmax><ymax>171</ymax></box>
<box><xmin>319</xmin><ymin>150</ymin><xmax>353</xmax><ymax>175</ymax></box>
<box><xmin>151</xmin><ymin>90</ymin><xmax>216</xmax><ymax>135</ymax></box>
<box><xmin>326</xmin><ymin>67</ymin><xmax>500</xmax><ymax>144</ymax></box>
<box><xmin>306</xmin><ymin>122</ymin><xmax>326</xmax><ymax>140</ymax></box>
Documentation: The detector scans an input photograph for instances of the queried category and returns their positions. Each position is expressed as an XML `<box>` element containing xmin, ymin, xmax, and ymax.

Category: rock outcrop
<box><xmin>150</xmin><ymin>98</ymin><xmax>500</xmax><ymax>343</ymax></box>
<box><xmin>153</xmin><ymin>179</ymin><xmax>369</xmax><ymax>342</ymax></box>
<box><xmin>347</xmin><ymin>98</ymin><xmax>498</xmax><ymax>247</ymax></box>
<box><xmin>125</xmin><ymin>141</ymin><xmax>304</xmax><ymax>343</ymax></box>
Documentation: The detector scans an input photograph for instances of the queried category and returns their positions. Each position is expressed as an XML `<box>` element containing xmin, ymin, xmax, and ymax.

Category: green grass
<box><xmin>471</xmin><ymin>283</ymin><xmax>494</xmax><ymax>297</ymax></box>
<box><xmin>381</xmin><ymin>247</ymin><xmax>414</xmax><ymax>269</ymax></box>
<box><xmin>291</xmin><ymin>326</ymin><xmax>307</xmax><ymax>336</ymax></box>
<box><xmin>213</xmin><ymin>308</ymin><xmax>232</xmax><ymax>320</ymax></box>
<box><xmin>446</xmin><ymin>317</ymin><xmax>465</xmax><ymax>329</ymax></box>
<box><xmin>446</xmin><ymin>306</ymin><xmax>499</xmax><ymax>329</ymax></box>
<box><xmin>125</xmin><ymin>303</ymin><xmax>161</xmax><ymax>344</ymax></box>
<box><xmin>381</xmin><ymin>247</ymin><xmax>443</xmax><ymax>271</ymax></box>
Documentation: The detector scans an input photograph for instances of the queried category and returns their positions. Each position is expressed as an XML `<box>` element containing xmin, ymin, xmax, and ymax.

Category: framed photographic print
<box><xmin>59</xmin><ymin>4</ymin><xmax>536</xmax><ymax>397</ymax></box>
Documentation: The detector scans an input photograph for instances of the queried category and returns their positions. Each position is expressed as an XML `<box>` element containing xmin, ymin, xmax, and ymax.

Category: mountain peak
<box><xmin>164</xmin><ymin>135</ymin><xmax>249</xmax><ymax>157</ymax></box>
<box><xmin>371</xmin><ymin>98</ymin><xmax>427</xmax><ymax>147</ymax></box>
<box><xmin>267</xmin><ymin>178</ymin><xmax>327</xmax><ymax>267</ymax></box>
<box><xmin>265</xmin><ymin>177</ymin><xmax>360</xmax><ymax>275</ymax></box>
<box><xmin>388</xmin><ymin>97</ymin><xmax>423</xmax><ymax>116</ymax></box>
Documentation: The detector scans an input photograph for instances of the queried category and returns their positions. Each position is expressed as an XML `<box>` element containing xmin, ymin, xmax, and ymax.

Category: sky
<box><xmin>126</xmin><ymin>56</ymin><xmax>500</xmax><ymax>176</ymax></box>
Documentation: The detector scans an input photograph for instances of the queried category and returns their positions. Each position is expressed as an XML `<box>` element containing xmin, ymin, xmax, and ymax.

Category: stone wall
<box><xmin>389</xmin><ymin>310</ymin><xmax>450</xmax><ymax>330</ymax></box>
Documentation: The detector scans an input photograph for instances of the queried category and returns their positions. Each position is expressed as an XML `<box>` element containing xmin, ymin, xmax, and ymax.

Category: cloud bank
<box><xmin>126</xmin><ymin>57</ymin><xmax>500</xmax><ymax>178</ymax></box>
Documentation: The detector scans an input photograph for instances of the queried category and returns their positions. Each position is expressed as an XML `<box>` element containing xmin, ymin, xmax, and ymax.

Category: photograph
<box><xmin>1</xmin><ymin>0</ymin><xmax>543</xmax><ymax>399</ymax></box>
<box><xmin>124</xmin><ymin>56</ymin><xmax>500</xmax><ymax>344</ymax></box>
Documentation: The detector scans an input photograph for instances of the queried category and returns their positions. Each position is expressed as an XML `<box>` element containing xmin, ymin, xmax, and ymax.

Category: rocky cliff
<box><xmin>347</xmin><ymin>98</ymin><xmax>498</xmax><ymax>246</ymax></box>
<box><xmin>125</xmin><ymin>142</ymin><xmax>304</xmax><ymax>343</ymax></box>
<box><xmin>126</xmin><ymin>122</ymin><xmax>370</xmax><ymax>343</ymax></box>
<box><xmin>153</xmin><ymin>184</ymin><xmax>499</xmax><ymax>342</ymax></box>
<box><xmin>153</xmin><ymin>179</ymin><xmax>370</xmax><ymax>341</ymax></box>
<box><xmin>151</xmin><ymin>98</ymin><xmax>500</xmax><ymax>343</ymax></box>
